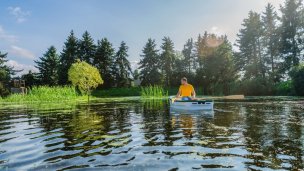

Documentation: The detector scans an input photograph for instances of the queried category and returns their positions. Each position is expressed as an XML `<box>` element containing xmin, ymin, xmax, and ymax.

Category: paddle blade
<box><xmin>223</xmin><ymin>95</ymin><xmax>245</xmax><ymax>99</ymax></box>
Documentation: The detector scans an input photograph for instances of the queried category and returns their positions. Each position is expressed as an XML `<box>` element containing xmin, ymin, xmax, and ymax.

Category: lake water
<box><xmin>0</xmin><ymin>97</ymin><xmax>303</xmax><ymax>170</ymax></box>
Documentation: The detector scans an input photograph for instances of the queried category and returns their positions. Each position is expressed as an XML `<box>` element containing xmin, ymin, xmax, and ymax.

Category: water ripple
<box><xmin>0</xmin><ymin>100</ymin><xmax>303</xmax><ymax>170</ymax></box>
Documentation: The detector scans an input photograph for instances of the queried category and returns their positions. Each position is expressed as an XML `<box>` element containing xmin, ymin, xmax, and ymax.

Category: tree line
<box><xmin>1</xmin><ymin>0</ymin><xmax>304</xmax><ymax>96</ymax></box>
<box><xmin>32</xmin><ymin>31</ymin><xmax>133</xmax><ymax>88</ymax></box>
<box><xmin>138</xmin><ymin>0</ymin><xmax>304</xmax><ymax>95</ymax></box>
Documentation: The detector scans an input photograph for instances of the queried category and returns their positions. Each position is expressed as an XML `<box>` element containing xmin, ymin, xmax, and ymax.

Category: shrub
<box><xmin>238</xmin><ymin>77</ymin><xmax>274</xmax><ymax>96</ymax></box>
<box><xmin>290</xmin><ymin>64</ymin><xmax>304</xmax><ymax>96</ymax></box>
<box><xmin>68</xmin><ymin>61</ymin><xmax>103</xmax><ymax>100</ymax></box>
<box><xmin>274</xmin><ymin>80</ymin><xmax>295</xmax><ymax>96</ymax></box>
<box><xmin>0</xmin><ymin>82</ymin><xmax>9</xmax><ymax>97</ymax></box>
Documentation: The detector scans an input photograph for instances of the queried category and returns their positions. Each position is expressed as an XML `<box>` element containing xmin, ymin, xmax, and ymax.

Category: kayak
<box><xmin>170</xmin><ymin>107</ymin><xmax>215</xmax><ymax>115</ymax></box>
<box><xmin>169</xmin><ymin>97</ymin><xmax>214</xmax><ymax>111</ymax></box>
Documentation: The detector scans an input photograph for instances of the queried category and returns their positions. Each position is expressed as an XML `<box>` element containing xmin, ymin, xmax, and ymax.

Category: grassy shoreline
<box><xmin>0</xmin><ymin>86</ymin><xmax>169</xmax><ymax>103</ymax></box>
<box><xmin>3</xmin><ymin>85</ymin><xmax>299</xmax><ymax>104</ymax></box>
<box><xmin>1</xmin><ymin>86</ymin><xmax>303</xmax><ymax>104</ymax></box>
<box><xmin>0</xmin><ymin>86</ymin><xmax>86</xmax><ymax>103</ymax></box>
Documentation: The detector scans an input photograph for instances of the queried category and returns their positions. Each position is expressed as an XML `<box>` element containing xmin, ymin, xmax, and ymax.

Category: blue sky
<box><xmin>0</xmin><ymin>0</ymin><xmax>284</xmax><ymax>75</ymax></box>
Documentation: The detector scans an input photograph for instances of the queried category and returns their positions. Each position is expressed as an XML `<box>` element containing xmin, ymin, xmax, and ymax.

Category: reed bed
<box><xmin>140</xmin><ymin>85</ymin><xmax>168</xmax><ymax>98</ymax></box>
<box><xmin>0</xmin><ymin>86</ymin><xmax>84</xmax><ymax>103</ymax></box>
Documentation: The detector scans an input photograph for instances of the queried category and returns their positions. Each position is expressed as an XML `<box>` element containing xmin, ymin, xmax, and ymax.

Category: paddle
<box><xmin>171</xmin><ymin>95</ymin><xmax>245</xmax><ymax>101</ymax></box>
<box><xmin>200</xmin><ymin>95</ymin><xmax>245</xmax><ymax>100</ymax></box>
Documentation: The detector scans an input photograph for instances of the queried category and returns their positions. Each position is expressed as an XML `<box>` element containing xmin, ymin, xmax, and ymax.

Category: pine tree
<box><xmin>196</xmin><ymin>32</ymin><xmax>210</xmax><ymax>69</ymax></box>
<box><xmin>182</xmin><ymin>38</ymin><xmax>195</xmax><ymax>74</ymax></box>
<box><xmin>262</xmin><ymin>3</ymin><xmax>280</xmax><ymax>81</ymax></box>
<box><xmin>195</xmin><ymin>32</ymin><xmax>236</xmax><ymax>95</ymax></box>
<box><xmin>115</xmin><ymin>41</ymin><xmax>133</xmax><ymax>87</ymax></box>
<box><xmin>94</xmin><ymin>38</ymin><xmax>116</xmax><ymax>88</ymax></box>
<box><xmin>0</xmin><ymin>52</ymin><xmax>9</xmax><ymax>83</ymax></box>
<box><xmin>171</xmin><ymin>51</ymin><xmax>188</xmax><ymax>87</ymax></box>
<box><xmin>0</xmin><ymin>51</ymin><xmax>12</xmax><ymax>96</ymax></box>
<box><xmin>133</xmin><ymin>69</ymin><xmax>140</xmax><ymax>80</ymax></box>
<box><xmin>35</xmin><ymin>46</ymin><xmax>60</xmax><ymax>85</ymax></box>
<box><xmin>160</xmin><ymin>37</ymin><xmax>175</xmax><ymax>87</ymax></box>
<box><xmin>21</xmin><ymin>70</ymin><xmax>39</xmax><ymax>87</ymax></box>
<box><xmin>214</xmin><ymin>38</ymin><xmax>237</xmax><ymax>95</ymax></box>
<box><xmin>138</xmin><ymin>39</ymin><xmax>162</xmax><ymax>86</ymax></box>
<box><xmin>59</xmin><ymin>30</ymin><xmax>79</xmax><ymax>85</ymax></box>
<box><xmin>280</xmin><ymin>0</ymin><xmax>303</xmax><ymax>70</ymax></box>
<box><xmin>78</xmin><ymin>31</ymin><xmax>96</xmax><ymax>64</ymax></box>
<box><xmin>236</xmin><ymin>11</ymin><xmax>265</xmax><ymax>79</ymax></box>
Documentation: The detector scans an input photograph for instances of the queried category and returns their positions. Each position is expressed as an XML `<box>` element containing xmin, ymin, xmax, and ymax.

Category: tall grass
<box><xmin>140</xmin><ymin>85</ymin><xmax>168</xmax><ymax>98</ymax></box>
<box><xmin>0</xmin><ymin>86</ymin><xmax>84</xmax><ymax>103</ymax></box>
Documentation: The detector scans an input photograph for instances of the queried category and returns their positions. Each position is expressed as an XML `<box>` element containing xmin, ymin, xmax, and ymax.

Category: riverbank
<box><xmin>0</xmin><ymin>86</ymin><xmax>169</xmax><ymax>103</ymax></box>
<box><xmin>0</xmin><ymin>86</ymin><xmax>86</xmax><ymax>103</ymax></box>
<box><xmin>0</xmin><ymin>85</ymin><xmax>300</xmax><ymax>104</ymax></box>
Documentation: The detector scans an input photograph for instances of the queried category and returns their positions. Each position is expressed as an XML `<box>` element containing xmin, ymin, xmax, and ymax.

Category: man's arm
<box><xmin>191</xmin><ymin>87</ymin><xmax>196</xmax><ymax>98</ymax></box>
<box><xmin>176</xmin><ymin>87</ymin><xmax>181</xmax><ymax>98</ymax></box>
<box><xmin>176</xmin><ymin>89</ymin><xmax>181</xmax><ymax>98</ymax></box>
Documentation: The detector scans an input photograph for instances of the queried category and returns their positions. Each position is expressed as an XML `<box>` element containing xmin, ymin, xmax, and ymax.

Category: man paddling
<box><xmin>176</xmin><ymin>77</ymin><xmax>196</xmax><ymax>101</ymax></box>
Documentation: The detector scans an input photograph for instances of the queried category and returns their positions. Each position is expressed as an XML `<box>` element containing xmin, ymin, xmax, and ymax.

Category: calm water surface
<box><xmin>0</xmin><ymin>97</ymin><xmax>303</xmax><ymax>170</ymax></box>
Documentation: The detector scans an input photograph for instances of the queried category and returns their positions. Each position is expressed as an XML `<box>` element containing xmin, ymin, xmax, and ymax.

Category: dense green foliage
<box><xmin>93</xmin><ymin>38</ymin><xmax>116</xmax><ymax>88</ymax></box>
<box><xmin>68</xmin><ymin>61</ymin><xmax>103</xmax><ymax>96</ymax></box>
<box><xmin>0</xmin><ymin>51</ymin><xmax>13</xmax><ymax>97</ymax></box>
<box><xmin>59</xmin><ymin>30</ymin><xmax>79</xmax><ymax>85</ymax></box>
<box><xmin>280</xmin><ymin>0</ymin><xmax>303</xmax><ymax>71</ymax></box>
<box><xmin>138</xmin><ymin>39</ymin><xmax>162</xmax><ymax>86</ymax></box>
<box><xmin>35</xmin><ymin>46</ymin><xmax>60</xmax><ymax>85</ymax></box>
<box><xmin>160</xmin><ymin>37</ymin><xmax>175</xmax><ymax>87</ymax></box>
<box><xmin>21</xmin><ymin>70</ymin><xmax>40</xmax><ymax>88</ymax></box>
<box><xmin>275</xmin><ymin>80</ymin><xmax>295</xmax><ymax>96</ymax></box>
<box><xmin>115</xmin><ymin>42</ymin><xmax>133</xmax><ymax>87</ymax></box>
<box><xmin>78</xmin><ymin>31</ymin><xmax>96</xmax><ymax>63</ymax></box>
<box><xmin>233</xmin><ymin>1</ymin><xmax>304</xmax><ymax>95</ymax></box>
<box><xmin>290</xmin><ymin>64</ymin><xmax>304</xmax><ymax>96</ymax></box>
<box><xmin>196</xmin><ymin>34</ymin><xmax>236</xmax><ymax>95</ymax></box>
<box><xmin>0</xmin><ymin>82</ymin><xmax>9</xmax><ymax>97</ymax></box>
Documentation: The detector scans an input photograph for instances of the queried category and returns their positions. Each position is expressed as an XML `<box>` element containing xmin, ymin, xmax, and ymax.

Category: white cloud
<box><xmin>10</xmin><ymin>45</ymin><xmax>35</xmax><ymax>59</ymax></box>
<box><xmin>8</xmin><ymin>6</ymin><xmax>30</xmax><ymax>23</ymax></box>
<box><xmin>0</xmin><ymin>26</ymin><xmax>18</xmax><ymax>43</ymax></box>
<box><xmin>130</xmin><ymin>60</ymin><xmax>139</xmax><ymax>70</ymax></box>
<box><xmin>6</xmin><ymin>60</ymin><xmax>38</xmax><ymax>76</ymax></box>
<box><xmin>209</xmin><ymin>26</ymin><xmax>224</xmax><ymax>36</ymax></box>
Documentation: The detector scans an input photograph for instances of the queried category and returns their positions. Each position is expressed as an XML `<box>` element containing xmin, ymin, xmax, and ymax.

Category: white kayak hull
<box><xmin>169</xmin><ymin>98</ymin><xmax>214</xmax><ymax>111</ymax></box>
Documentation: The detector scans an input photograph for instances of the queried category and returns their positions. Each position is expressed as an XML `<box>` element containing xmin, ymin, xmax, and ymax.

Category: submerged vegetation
<box><xmin>140</xmin><ymin>85</ymin><xmax>168</xmax><ymax>98</ymax></box>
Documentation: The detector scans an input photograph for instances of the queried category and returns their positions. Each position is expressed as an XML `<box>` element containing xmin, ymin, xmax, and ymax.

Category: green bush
<box><xmin>68</xmin><ymin>61</ymin><xmax>103</xmax><ymax>96</ymax></box>
<box><xmin>235</xmin><ymin>77</ymin><xmax>274</xmax><ymax>96</ymax></box>
<box><xmin>290</xmin><ymin>64</ymin><xmax>304</xmax><ymax>96</ymax></box>
<box><xmin>0</xmin><ymin>82</ymin><xmax>9</xmax><ymax>97</ymax></box>
<box><xmin>274</xmin><ymin>80</ymin><xmax>295</xmax><ymax>96</ymax></box>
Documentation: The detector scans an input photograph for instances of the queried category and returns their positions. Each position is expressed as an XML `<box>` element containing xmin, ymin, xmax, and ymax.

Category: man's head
<box><xmin>181</xmin><ymin>77</ymin><xmax>187</xmax><ymax>85</ymax></box>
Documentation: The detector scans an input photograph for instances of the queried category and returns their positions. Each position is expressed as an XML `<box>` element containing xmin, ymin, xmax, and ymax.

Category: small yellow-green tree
<box><xmin>68</xmin><ymin>60</ymin><xmax>103</xmax><ymax>101</ymax></box>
